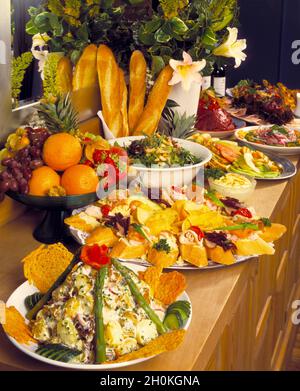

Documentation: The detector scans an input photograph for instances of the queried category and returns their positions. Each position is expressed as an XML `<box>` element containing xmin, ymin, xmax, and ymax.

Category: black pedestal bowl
<box><xmin>6</xmin><ymin>191</ymin><xmax>98</xmax><ymax>244</ymax></box>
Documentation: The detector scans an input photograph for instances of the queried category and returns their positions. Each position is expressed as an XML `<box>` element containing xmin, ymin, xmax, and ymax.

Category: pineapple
<box><xmin>159</xmin><ymin>100</ymin><xmax>198</xmax><ymax>139</ymax></box>
<box><xmin>37</xmin><ymin>94</ymin><xmax>79</xmax><ymax>135</ymax></box>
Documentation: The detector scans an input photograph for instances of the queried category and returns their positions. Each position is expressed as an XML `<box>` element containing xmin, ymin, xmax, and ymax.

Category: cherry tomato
<box><xmin>233</xmin><ymin>208</ymin><xmax>253</xmax><ymax>219</ymax></box>
<box><xmin>101</xmin><ymin>204</ymin><xmax>111</xmax><ymax>217</ymax></box>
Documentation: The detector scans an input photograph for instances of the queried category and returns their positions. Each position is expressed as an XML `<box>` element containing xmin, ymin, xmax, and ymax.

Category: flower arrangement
<box><xmin>138</xmin><ymin>0</ymin><xmax>245</xmax><ymax>75</ymax></box>
<box><xmin>26</xmin><ymin>0</ymin><xmax>145</xmax><ymax>65</ymax></box>
<box><xmin>26</xmin><ymin>0</ymin><xmax>246</xmax><ymax>77</ymax></box>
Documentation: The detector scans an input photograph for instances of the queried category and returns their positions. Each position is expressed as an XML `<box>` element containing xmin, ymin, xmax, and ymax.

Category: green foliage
<box><xmin>11</xmin><ymin>52</ymin><xmax>33</xmax><ymax>106</ymax></box>
<box><xmin>42</xmin><ymin>53</ymin><xmax>63</xmax><ymax>101</ymax></box>
<box><xmin>25</xmin><ymin>0</ymin><xmax>238</xmax><ymax>72</ymax></box>
<box><xmin>138</xmin><ymin>0</ymin><xmax>239</xmax><ymax>76</ymax></box>
<box><xmin>25</xmin><ymin>1</ymin><xmax>145</xmax><ymax>67</ymax></box>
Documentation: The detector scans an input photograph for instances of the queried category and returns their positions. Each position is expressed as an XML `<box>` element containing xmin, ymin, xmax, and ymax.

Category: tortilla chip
<box><xmin>111</xmin><ymin>329</ymin><xmax>186</xmax><ymax>363</ymax></box>
<box><xmin>22</xmin><ymin>243</ymin><xmax>73</xmax><ymax>293</ymax></box>
<box><xmin>138</xmin><ymin>266</ymin><xmax>162</xmax><ymax>296</ymax></box>
<box><xmin>2</xmin><ymin>306</ymin><xmax>36</xmax><ymax>345</ymax></box>
<box><xmin>154</xmin><ymin>271</ymin><xmax>187</xmax><ymax>305</ymax></box>
<box><xmin>139</xmin><ymin>268</ymin><xmax>186</xmax><ymax>305</ymax></box>
<box><xmin>145</xmin><ymin>209</ymin><xmax>179</xmax><ymax>236</ymax></box>
<box><xmin>64</xmin><ymin>213</ymin><xmax>100</xmax><ymax>233</ymax></box>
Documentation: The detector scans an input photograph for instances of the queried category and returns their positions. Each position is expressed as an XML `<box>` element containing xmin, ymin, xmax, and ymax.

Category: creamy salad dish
<box><xmin>1</xmin><ymin>243</ymin><xmax>189</xmax><ymax>366</ymax></box>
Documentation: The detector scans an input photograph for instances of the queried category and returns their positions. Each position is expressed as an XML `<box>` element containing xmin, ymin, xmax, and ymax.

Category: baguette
<box><xmin>56</xmin><ymin>57</ymin><xmax>73</xmax><ymax>94</ymax></box>
<box><xmin>133</xmin><ymin>65</ymin><xmax>173</xmax><ymax>136</ymax></box>
<box><xmin>128</xmin><ymin>50</ymin><xmax>147</xmax><ymax>133</ymax></box>
<box><xmin>119</xmin><ymin>68</ymin><xmax>129</xmax><ymax>136</ymax></box>
<box><xmin>97</xmin><ymin>44</ymin><xmax>122</xmax><ymax>137</ymax></box>
<box><xmin>72</xmin><ymin>44</ymin><xmax>98</xmax><ymax>91</ymax></box>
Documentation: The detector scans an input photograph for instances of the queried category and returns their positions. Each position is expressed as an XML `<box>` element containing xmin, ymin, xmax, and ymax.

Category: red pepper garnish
<box><xmin>83</xmin><ymin>137</ymin><xmax>92</xmax><ymax>143</ymax></box>
<box><xmin>101</xmin><ymin>204</ymin><xmax>111</xmax><ymax>217</ymax></box>
<box><xmin>80</xmin><ymin>244</ymin><xmax>110</xmax><ymax>269</ymax></box>
<box><xmin>190</xmin><ymin>226</ymin><xmax>204</xmax><ymax>240</ymax></box>
<box><xmin>233</xmin><ymin>208</ymin><xmax>253</xmax><ymax>219</ymax></box>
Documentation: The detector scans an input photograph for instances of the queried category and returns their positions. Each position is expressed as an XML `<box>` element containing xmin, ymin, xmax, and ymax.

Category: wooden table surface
<box><xmin>0</xmin><ymin>156</ymin><xmax>298</xmax><ymax>371</ymax></box>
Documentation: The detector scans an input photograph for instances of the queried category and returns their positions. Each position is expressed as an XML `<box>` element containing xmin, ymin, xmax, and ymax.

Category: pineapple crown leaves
<box><xmin>37</xmin><ymin>93</ymin><xmax>79</xmax><ymax>134</ymax></box>
<box><xmin>159</xmin><ymin>99</ymin><xmax>197</xmax><ymax>139</ymax></box>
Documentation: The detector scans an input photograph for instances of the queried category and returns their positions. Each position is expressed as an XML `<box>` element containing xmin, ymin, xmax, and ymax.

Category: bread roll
<box><xmin>119</xmin><ymin>68</ymin><xmax>129</xmax><ymax>136</ymax></box>
<box><xmin>72</xmin><ymin>44</ymin><xmax>98</xmax><ymax>91</ymax></box>
<box><xmin>128</xmin><ymin>50</ymin><xmax>147</xmax><ymax>133</ymax></box>
<box><xmin>133</xmin><ymin>65</ymin><xmax>173</xmax><ymax>136</ymax></box>
<box><xmin>97</xmin><ymin>44</ymin><xmax>122</xmax><ymax>137</ymax></box>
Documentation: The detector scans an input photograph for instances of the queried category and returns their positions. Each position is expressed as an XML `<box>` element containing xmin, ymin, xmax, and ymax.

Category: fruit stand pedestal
<box><xmin>0</xmin><ymin>156</ymin><xmax>300</xmax><ymax>370</ymax></box>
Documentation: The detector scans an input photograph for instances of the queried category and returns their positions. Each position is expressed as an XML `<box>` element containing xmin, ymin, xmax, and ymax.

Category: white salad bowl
<box><xmin>110</xmin><ymin>136</ymin><xmax>212</xmax><ymax>188</ymax></box>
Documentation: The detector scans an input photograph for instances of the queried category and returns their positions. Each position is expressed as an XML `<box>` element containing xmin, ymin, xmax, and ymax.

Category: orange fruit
<box><xmin>28</xmin><ymin>166</ymin><xmax>61</xmax><ymax>196</ymax></box>
<box><xmin>61</xmin><ymin>164</ymin><xmax>99</xmax><ymax>195</ymax></box>
<box><xmin>43</xmin><ymin>133</ymin><xmax>82</xmax><ymax>171</ymax></box>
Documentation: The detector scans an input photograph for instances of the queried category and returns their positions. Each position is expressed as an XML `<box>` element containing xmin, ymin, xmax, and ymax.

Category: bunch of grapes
<box><xmin>0</xmin><ymin>127</ymin><xmax>50</xmax><ymax>201</ymax></box>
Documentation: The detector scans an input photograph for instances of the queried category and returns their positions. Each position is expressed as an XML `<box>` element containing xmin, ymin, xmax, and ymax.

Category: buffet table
<box><xmin>0</xmin><ymin>156</ymin><xmax>299</xmax><ymax>371</ymax></box>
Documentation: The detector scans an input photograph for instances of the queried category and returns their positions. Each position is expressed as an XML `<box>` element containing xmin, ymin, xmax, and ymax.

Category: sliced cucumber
<box><xmin>164</xmin><ymin>300</ymin><xmax>191</xmax><ymax>330</ymax></box>
<box><xmin>167</xmin><ymin>300</ymin><xmax>191</xmax><ymax>315</ymax></box>
<box><xmin>167</xmin><ymin>308</ymin><xmax>189</xmax><ymax>323</ymax></box>
<box><xmin>36</xmin><ymin>344</ymin><xmax>81</xmax><ymax>363</ymax></box>
<box><xmin>25</xmin><ymin>293</ymin><xmax>43</xmax><ymax>311</ymax></box>
<box><xmin>163</xmin><ymin>313</ymin><xmax>183</xmax><ymax>330</ymax></box>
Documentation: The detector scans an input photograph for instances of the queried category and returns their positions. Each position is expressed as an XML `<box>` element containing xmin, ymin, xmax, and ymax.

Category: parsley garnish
<box><xmin>153</xmin><ymin>239</ymin><xmax>171</xmax><ymax>253</ymax></box>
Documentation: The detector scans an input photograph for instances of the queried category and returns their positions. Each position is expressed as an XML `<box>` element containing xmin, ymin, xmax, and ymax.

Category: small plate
<box><xmin>235</xmin><ymin>126</ymin><xmax>300</xmax><ymax>156</ymax></box>
<box><xmin>5</xmin><ymin>263</ymin><xmax>192</xmax><ymax>370</ymax></box>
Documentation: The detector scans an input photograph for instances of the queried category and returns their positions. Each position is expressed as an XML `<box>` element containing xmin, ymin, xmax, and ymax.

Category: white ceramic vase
<box><xmin>167</xmin><ymin>82</ymin><xmax>201</xmax><ymax>117</ymax></box>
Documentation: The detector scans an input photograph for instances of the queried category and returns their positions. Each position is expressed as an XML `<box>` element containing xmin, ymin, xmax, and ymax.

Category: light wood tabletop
<box><xmin>0</xmin><ymin>156</ymin><xmax>299</xmax><ymax>371</ymax></box>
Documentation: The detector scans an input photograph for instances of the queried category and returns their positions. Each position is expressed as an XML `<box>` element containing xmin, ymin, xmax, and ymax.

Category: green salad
<box><xmin>127</xmin><ymin>134</ymin><xmax>201</xmax><ymax>168</ymax></box>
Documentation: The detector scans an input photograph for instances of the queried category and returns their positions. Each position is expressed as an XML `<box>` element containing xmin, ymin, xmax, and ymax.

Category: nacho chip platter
<box><xmin>71</xmin><ymin>223</ymin><xmax>255</xmax><ymax>271</ymax></box>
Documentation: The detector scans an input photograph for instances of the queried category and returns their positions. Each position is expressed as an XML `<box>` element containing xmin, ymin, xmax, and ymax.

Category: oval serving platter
<box><xmin>5</xmin><ymin>263</ymin><xmax>192</xmax><ymax>370</ymax></box>
<box><xmin>69</xmin><ymin>216</ymin><xmax>257</xmax><ymax>271</ymax></box>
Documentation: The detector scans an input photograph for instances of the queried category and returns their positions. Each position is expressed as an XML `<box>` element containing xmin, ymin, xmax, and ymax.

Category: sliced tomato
<box><xmin>216</xmin><ymin>144</ymin><xmax>240</xmax><ymax>163</ymax></box>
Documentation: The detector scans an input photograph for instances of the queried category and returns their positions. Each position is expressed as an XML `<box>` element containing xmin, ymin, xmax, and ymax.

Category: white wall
<box><xmin>0</xmin><ymin>0</ymin><xmax>11</xmax><ymax>143</ymax></box>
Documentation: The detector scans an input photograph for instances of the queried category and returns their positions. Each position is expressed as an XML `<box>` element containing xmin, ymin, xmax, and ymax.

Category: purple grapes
<box><xmin>0</xmin><ymin>127</ymin><xmax>51</xmax><ymax>194</ymax></box>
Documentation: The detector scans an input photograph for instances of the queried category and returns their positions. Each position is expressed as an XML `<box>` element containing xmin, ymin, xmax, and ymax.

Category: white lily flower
<box><xmin>213</xmin><ymin>27</ymin><xmax>247</xmax><ymax>68</ymax></box>
<box><xmin>169</xmin><ymin>51</ymin><xmax>206</xmax><ymax>91</ymax></box>
<box><xmin>31</xmin><ymin>33</ymin><xmax>51</xmax><ymax>79</ymax></box>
